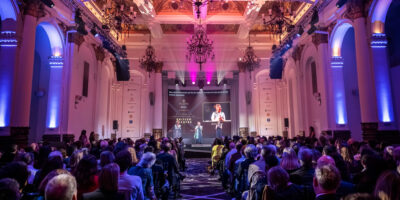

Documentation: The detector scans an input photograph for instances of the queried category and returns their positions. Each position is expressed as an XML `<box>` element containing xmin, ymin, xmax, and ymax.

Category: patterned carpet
<box><xmin>179</xmin><ymin>158</ymin><xmax>232</xmax><ymax>200</ymax></box>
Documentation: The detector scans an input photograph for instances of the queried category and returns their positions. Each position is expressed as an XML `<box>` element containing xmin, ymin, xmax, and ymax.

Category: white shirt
<box><xmin>118</xmin><ymin>172</ymin><xmax>144</xmax><ymax>200</ymax></box>
<box><xmin>211</xmin><ymin>111</ymin><xmax>226</xmax><ymax>122</ymax></box>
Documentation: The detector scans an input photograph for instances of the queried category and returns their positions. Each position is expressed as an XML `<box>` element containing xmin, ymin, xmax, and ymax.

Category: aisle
<box><xmin>180</xmin><ymin>158</ymin><xmax>232</xmax><ymax>200</ymax></box>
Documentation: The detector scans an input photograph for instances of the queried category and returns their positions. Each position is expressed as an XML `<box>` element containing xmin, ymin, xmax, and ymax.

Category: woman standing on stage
<box><xmin>173</xmin><ymin>120</ymin><xmax>182</xmax><ymax>138</ymax></box>
<box><xmin>194</xmin><ymin>121</ymin><xmax>203</xmax><ymax>144</ymax></box>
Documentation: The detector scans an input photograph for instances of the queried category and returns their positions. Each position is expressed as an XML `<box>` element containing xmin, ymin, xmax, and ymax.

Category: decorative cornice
<box><xmin>291</xmin><ymin>44</ymin><xmax>305</xmax><ymax>62</ymax></box>
<box><xmin>345</xmin><ymin>0</ymin><xmax>366</xmax><ymax>20</ymax></box>
<box><xmin>68</xmin><ymin>32</ymin><xmax>85</xmax><ymax>48</ymax></box>
<box><xmin>21</xmin><ymin>0</ymin><xmax>46</xmax><ymax>18</ymax></box>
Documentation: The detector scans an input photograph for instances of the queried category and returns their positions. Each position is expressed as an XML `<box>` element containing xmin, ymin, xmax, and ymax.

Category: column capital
<box><xmin>92</xmin><ymin>44</ymin><xmax>106</xmax><ymax>62</ymax></box>
<box><xmin>0</xmin><ymin>31</ymin><xmax>18</xmax><ymax>47</ymax></box>
<box><xmin>291</xmin><ymin>44</ymin><xmax>305</xmax><ymax>62</ymax></box>
<box><xmin>345</xmin><ymin>0</ymin><xmax>366</xmax><ymax>20</ymax></box>
<box><xmin>370</xmin><ymin>33</ymin><xmax>388</xmax><ymax>48</ymax></box>
<box><xmin>22</xmin><ymin>0</ymin><xmax>46</xmax><ymax>18</ymax></box>
<box><xmin>68</xmin><ymin>32</ymin><xmax>85</xmax><ymax>47</ymax></box>
<box><xmin>312</xmin><ymin>32</ymin><xmax>328</xmax><ymax>47</ymax></box>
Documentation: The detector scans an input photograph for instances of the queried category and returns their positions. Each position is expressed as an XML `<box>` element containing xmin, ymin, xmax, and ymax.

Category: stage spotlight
<box><xmin>310</xmin><ymin>9</ymin><xmax>319</xmax><ymax>25</ymax></box>
<box><xmin>192</xmin><ymin>81</ymin><xmax>196</xmax><ymax>85</ymax></box>
<box><xmin>336</xmin><ymin>0</ymin><xmax>347</xmax><ymax>8</ymax></box>
<box><xmin>175</xmin><ymin>79</ymin><xmax>180</xmax><ymax>86</ymax></box>
<box><xmin>307</xmin><ymin>25</ymin><xmax>317</xmax><ymax>35</ymax></box>
<box><xmin>207</xmin><ymin>81</ymin><xmax>211</xmax><ymax>85</ymax></box>
<box><xmin>198</xmin><ymin>80</ymin><xmax>204</xmax><ymax>90</ymax></box>
<box><xmin>41</xmin><ymin>0</ymin><xmax>55</xmax><ymax>8</ymax></box>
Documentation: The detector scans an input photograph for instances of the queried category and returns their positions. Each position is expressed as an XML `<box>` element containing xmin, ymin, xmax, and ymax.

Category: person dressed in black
<box><xmin>290</xmin><ymin>148</ymin><xmax>315</xmax><ymax>187</ymax></box>
<box><xmin>156</xmin><ymin>143</ymin><xmax>184</xmax><ymax>198</ymax></box>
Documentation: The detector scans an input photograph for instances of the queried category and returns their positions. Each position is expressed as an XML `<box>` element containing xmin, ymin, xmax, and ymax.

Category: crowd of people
<box><xmin>1</xmin><ymin>129</ymin><xmax>400</xmax><ymax>200</ymax></box>
<box><xmin>0</xmin><ymin>130</ymin><xmax>186</xmax><ymax>200</ymax></box>
<box><xmin>210</xmin><ymin>134</ymin><xmax>400</xmax><ymax>200</ymax></box>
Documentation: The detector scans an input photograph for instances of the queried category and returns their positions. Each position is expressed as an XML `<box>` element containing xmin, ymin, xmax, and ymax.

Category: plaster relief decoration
<box><xmin>258</xmin><ymin>73</ymin><xmax>278</xmax><ymax>136</ymax></box>
<box><xmin>121</xmin><ymin>74</ymin><xmax>142</xmax><ymax>138</ymax></box>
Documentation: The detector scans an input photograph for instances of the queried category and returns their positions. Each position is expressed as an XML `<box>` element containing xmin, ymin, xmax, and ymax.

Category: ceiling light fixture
<box><xmin>186</xmin><ymin>22</ymin><xmax>215</xmax><ymax>71</ymax></box>
<box><xmin>139</xmin><ymin>35</ymin><xmax>163</xmax><ymax>77</ymax></box>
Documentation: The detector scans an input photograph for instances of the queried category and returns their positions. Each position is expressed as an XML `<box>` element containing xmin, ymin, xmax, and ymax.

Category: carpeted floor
<box><xmin>179</xmin><ymin>158</ymin><xmax>232</xmax><ymax>200</ymax></box>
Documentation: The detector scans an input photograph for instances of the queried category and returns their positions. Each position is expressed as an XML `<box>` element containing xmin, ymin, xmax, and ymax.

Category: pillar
<box><xmin>152</xmin><ymin>65</ymin><xmax>163</xmax><ymax>138</ymax></box>
<box><xmin>0</xmin><ymin>31</ymin><xmax>18</xmax><ymax>135</ymax></box>
<box><xmin>238</xmin><ymin>66</ymin><xmax>248</xmax><ymax>137</ymax></box>
<box><xmin>370</xmin><ymin>33</ymin><xmax>395</xmax><ymax>129</ymax></box>
<box><xmin>330</xmin><ymin>57</ymin><xmax>348</xmax><ymax>128</ymax></box>
<box><xmin>10</xmin><ymin>3</ymin><xmax>42</xmax><ymax>142</ymax></box>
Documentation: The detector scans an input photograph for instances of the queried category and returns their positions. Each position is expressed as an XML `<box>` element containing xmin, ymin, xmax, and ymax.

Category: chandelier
<box><xmin>96</xmin><ymin>0</ymin><xmax>137</xmax><ymax>35</ymax></box>
<box><xmin>262</xmin><ymin>2</ymin><xmax>295</xmax><ymax>37</ymax></box>
<box><xmin>237</xmin><ymin>35</ymin><xmax>260</xmax><ymax>78</ymax></box>
<box><xmin>139</xmin><ymin>35</ymin><xmax>163</xmax><ymax>76</ymax></box>
<box><xmin>186</xmin><ymin>24</ymin><xmax>215</xmax><ymax>71</ymax></box>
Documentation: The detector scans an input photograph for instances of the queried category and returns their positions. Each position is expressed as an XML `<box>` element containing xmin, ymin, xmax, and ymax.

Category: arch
<box><xmin>330</xmin><ymin>20</ymin><xmax>354</xmax><ymax>57</ymax></box>
<box><xmin>37</xmin><ymin>22</ymin><xmax>64</xmax><ymax>56</ymax></box>
<box><xmin>369</xmin><ymin>0</ymin><xmax>392</xmax><ymax>34</ymax></box>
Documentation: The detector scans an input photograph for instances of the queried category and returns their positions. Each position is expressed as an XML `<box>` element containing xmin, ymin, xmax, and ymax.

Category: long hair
<box><xmin>127</xmin><ymin>147</ymin><xmax>138</xmax><ymax>165</ymax></box>
<box><xmin>280</xmin><ymin>147</ymin><xmax>300</xmax><ymax>171</ymax></box>
<box><xmin>374</xmin><ymin>170</ymin><xmax>400</xmax><ymax>200</ymax></box>
<box><xmin>73</xmin><ymin>155</ymin><xmax>98</xmax><ymax>189</ymax></box>
<box><xmin>99</xmin><ymin>163</ymin><xmax>120</xmax><ymax>193</ymax></box>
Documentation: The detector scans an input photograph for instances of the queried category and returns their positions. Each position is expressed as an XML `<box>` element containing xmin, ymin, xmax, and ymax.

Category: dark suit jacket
<box><xmin>82</xmin><ymin>189</ymin><xmax>124</xmax><ymax>200</ymax></box>
<box><xmin>315</xmin><ymin>193</ymin><xmax>339</xmax><ymax>200</ymax></box>
<box><xmin>156</xmin><ymin>152</ymin><xmax>179</xmax><ymax>184</ymax></box>
<box><xmin>290</xmin><ymin>166</ymin><xmax>315</xmax><ymax>186</ymax></box>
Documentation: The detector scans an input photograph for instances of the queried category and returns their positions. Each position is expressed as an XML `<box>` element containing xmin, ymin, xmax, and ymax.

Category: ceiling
<box><xmin>85</xmin><ymin>0</ymin><xmax>315</xmax><ymax>73</ymax></box>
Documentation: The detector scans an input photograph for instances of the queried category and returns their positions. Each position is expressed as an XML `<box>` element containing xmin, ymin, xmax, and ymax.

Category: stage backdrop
<box><xmin>167</xmin><ymin>89</ymin><xmax>231</xmax><ymax>138</ymax></box>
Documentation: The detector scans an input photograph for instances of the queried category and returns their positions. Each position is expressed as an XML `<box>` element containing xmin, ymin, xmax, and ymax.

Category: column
<box><xmin>238</xmin><ymin>66</ymin><xmax>248</xmax><ymax>137</ymax></box>
<box><xmin>152</xmin><ymin>64</ymin><xmax>163</xmax><ymax>138</ymax></box>
<box><xmin>347</xmin><ymin>4</ymin><xmax>379</xmax><ymax>134</ymax></box>
<box><xmin>370</xmin><ymin>33</ymin><xmax>395</xmax><ymax>129</ymax></box>
<box><xmin>10</xmin><ymin>3</ymin><xmax>41</xmax><ymax>138</ymax></box>
<box><xmin>330</xmin><ymin>57</ymin><xmax>348</xmax><ymax>128</ymax></box>
<box><xmin>0</xmin><ymin>31</ymin><xmax>18</xmax><ymax>134</ymax></box>
<box><xmin>45</xmin><ymin>56</ymin><xmax>64</xmax><ymax>131</ymax></box>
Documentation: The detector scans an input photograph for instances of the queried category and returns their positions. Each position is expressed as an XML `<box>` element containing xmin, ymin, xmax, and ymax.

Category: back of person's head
<box><xmin>374</xmin><ymin>170</ymin><xmax>400</xmax><ymax>200</ymax></box>
<box><xmin>48</xmin><ymin>151</ymin><xmax>63</xmax><ymax>160</ymax></box>
<box><xmin>265</xmin><ymin>155</ymin><xmax>279</xmax><ymax>169</ymax></box>
<box><xmin>138</xmin><ymin>152</ymin><xmax>156</xmax><ymax>168</ymax></box>
<box><xmin>73</xmin><ymin>155</ymin><xmax>97</xmax><ymax>188</ymax></box>
<box><xmin>229</xmin><ymin>142</ymin><xmax>235</xmax><ymax>150</ymax></box>
<box><xmin>0</xmin><ymin>178</ymin><xmax>20</xmax><ymax>200</ymax></box>
<box><xmin>235</xmin><ymin>143</ymin><xmax>243</xmax><ymax>152</ymax></box>
<box><xmin>100</xmin><ymin>151</ymin><xmax>115</xmax><ymax>167</ymax></box>
<box><xmin>298</xmin><ymin>147</ymin><xmax>313</xmax><ymax>167</ymax></box>
<box><xmin>161</xmin><ymin>143</ymin><xmax>172</xmax><ymax>152</ymax></box>
<box><xmin>317</xmin><ymin>155</ymin><xmax>336</xmax><ymax>166</ymax></box>
<box><xmin>14</xmin><ymin>152</ymin><xmax>33</xmax><ymax>165</ymax></box>
<box><xmin>280</xmin><ymin>147</ymin><xmax>300</xmax><ymax>170</ymax></box>
<box><xmin>69</xmin><ymin>150</ymin><xmax>83</xmax><ymax>169</ymax></box>
<box><xmin>39</xmin><ymin>169</ymin><xmax>71</xmax><ymax>195</ymax></box>
<box><xmin>244</xmin><ymin>144</ymin><xmax>258</xmax><ymax>159</ymax></box>
<box><xmin>261</xmin><ymin>144</ymin><xmax>277</xmax><ymax>159</ymax></box>
<box><xmin>127</xmin><ymin>147</ymin><xmax>138</xmax><ymax>164</ymax></box>
<box><xmin>342</xmin><ymin>193</ymin><xmax>377</xmax><ymax>200</ymax></box>
<box><xmin>268</xmin><ymin>166</ymin><xmax>289</xmax><ymax>191</ymax></box>
<box><xmin>0</xmin><ymin>161</ymin><xmax>29</xmax><ymax>189</ymax></box>
<box><xmin>115</xmin><ymin>150</ymin><xmax>132</xmax><ymax>172</ymax></box>
<box><xmin>45</xmin><ymin>174</ymin><xmax>77</xmax><ymax>200</ymax></box>
<box><xmin>99</xmin><ymin>163</ymin><xmax>120</xmax><ymax>193</ymax></box>
<box><xmin>314</xmin><ymin>164</ymin><xmax>341</xmax><ymax>193</ymax></box>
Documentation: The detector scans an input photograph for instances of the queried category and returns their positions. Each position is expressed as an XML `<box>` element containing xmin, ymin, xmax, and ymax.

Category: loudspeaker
<box><xmin>284</xmin><ymin>118</ymin><xmax>289</xmax><ymax>128</ymax></box>
<box><xmin>113</xmin><ymin>120</ymin><xmax>118</xmax><ymax>130</ymax></box>
<box><xmin>149</xmin><ymin>92</ymin><xmax>154</xmax><ymax>105</ymax></box>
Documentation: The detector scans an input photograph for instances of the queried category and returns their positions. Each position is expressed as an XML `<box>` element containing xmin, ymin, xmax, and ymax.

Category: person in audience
<box><xmin>0</xmin><ymin>144</ymin><xmax>18</xmax><ymax>166</ymax></box>
<box><xmin>0</xmin><ymin>178</ymin><xmax>21</xmax><ymax>200</ymax></box>
<box><xmin>115</xmin><ymin>150</ymin><xmax>144</xmax><ymax>200</ymax></box>
<box><xmin>157</xmin><ymin>143</ymin><xmax>183</xmax><ymax>198</ymax></box>
<box><xmin>127</xmin><ymin>146</ymin><xmax>139</xmax><ymax>166</ymax></box>
<box><xmin>99</xmin><ymin>151</ymin><xmax>115</xmax><ymax>169</ymax></box>
<box><xmin>38</xmin><ymin>169</ymin><xmax>72</xmax><ymax>198</ymax></box>
<box><xmin>353</xmin><ymin>151</ymin><xmax>386</xmax><ymax>193</ymax></box>
<box><xmin>0</xmin><ymin>161</ymin><xmax>29</xmax><ymax>191</ymax></box>
<box><xmin>82</xmin><ymin>163</ymin><xmax>124</xmax><ymax>200</ymax></box>
<box><xmin>45</xmin><ymin>174</ymin><xmax>77</xmax><ymax>200</ymax></box>
<box><xmin>280</xmin><ymin>147</ymin><xmax>301</xmax><ymax>174</ymax></box>
<box><xmin>128</xmin><ymin>152</ymin><xmax>157</xmax><ymax>200</ymax></box>
<box><xmin>73</xmin><ymin>155</ymin><xmax>99</xmax><ymax>200</ymax></box>
<box><xmin>290</xmin><ymin>147</ymin><xmax>315</xmax><ymax>186</ymax></box>
<box><xmin>373</xmin><ymin>170</ymin><xmax>400</xmax><ymax>200</ymax></box>
<box><xmin>211</xmin><ymin>138</ymin><xmax>224</xmax><ymax>171</ymax></box>
<box><xmin>14</xmin><ymin>152</ymin><xmax>37</xmax><ymax>185</ymax></box>
<box><xmin>68</xmin><ymin>150</ymin><xmax>84</xmax><ymax>171</ymax></box>
<box><xmin>392</xmin><ymin>146</ymin><xmax>400</xmax><ymax>174</ymax></box>
<box><xmin>313</xmin><ymin>164</ymin><xmax>341</xmax><ymax>200</ymax></box>
<box><xmin>236</xmin><ymin>144</ymin><xmax>257</xmax><ymax>198</ymax></box>
<box><xmin>265</xmin><ymin>166</ymin><xmax>313</xmax><ymax>200</ymax></box>
<box><xmin>79</xmin><ymin>130</ymin><xmax>89</xmax><ymax>147</ymax></box>
<box><xmin>225</xmin><ymin>142</ymin><xmax>237</xmax><ymax>171</ymax></box>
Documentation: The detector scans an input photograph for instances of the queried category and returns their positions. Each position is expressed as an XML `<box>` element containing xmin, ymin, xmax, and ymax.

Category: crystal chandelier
<box><xmin>96</xmin><ymin>0</ymin><xmax>137</xmax><ymax>34</ymax></box>
<box><xmin>262</xmin><ymin>2</ymin><xmax>295</xmax><ymax>37</ymax></box>
<box><xmin>139</xmin><ymin>35</ymin><xmax>163</xmax><ymax>77</ymax></box>
<box><xmin>186</xmin><ymin>24</ymin><xmax>215</xmax><ymax>71</ymax></box>
<box><xmin>238</xmin><ymin>35</ymin><xmax>260</xmax><ymax>78</ymax></box>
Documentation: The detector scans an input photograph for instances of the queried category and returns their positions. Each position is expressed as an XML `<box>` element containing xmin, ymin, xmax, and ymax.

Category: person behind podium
<box><xmin>194</xmin><ymin>121</ymin><xmax>203</xmax><ymax>144</ymax></box>
<box><xmin>215</xmin><ymin>120</ymin><xmax>223</xmax><ymax>138</ymax></box>
<box><xmin>173</xmin><ymin>120</ymin><xmax>182</xmax><ymax>138</ymax></box>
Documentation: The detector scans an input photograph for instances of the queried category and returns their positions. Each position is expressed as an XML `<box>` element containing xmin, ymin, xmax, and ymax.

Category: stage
<box><xmin>183</xmin><ymin>139</ymin><xmax>213</xmax><ymax>158</ymax></box>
